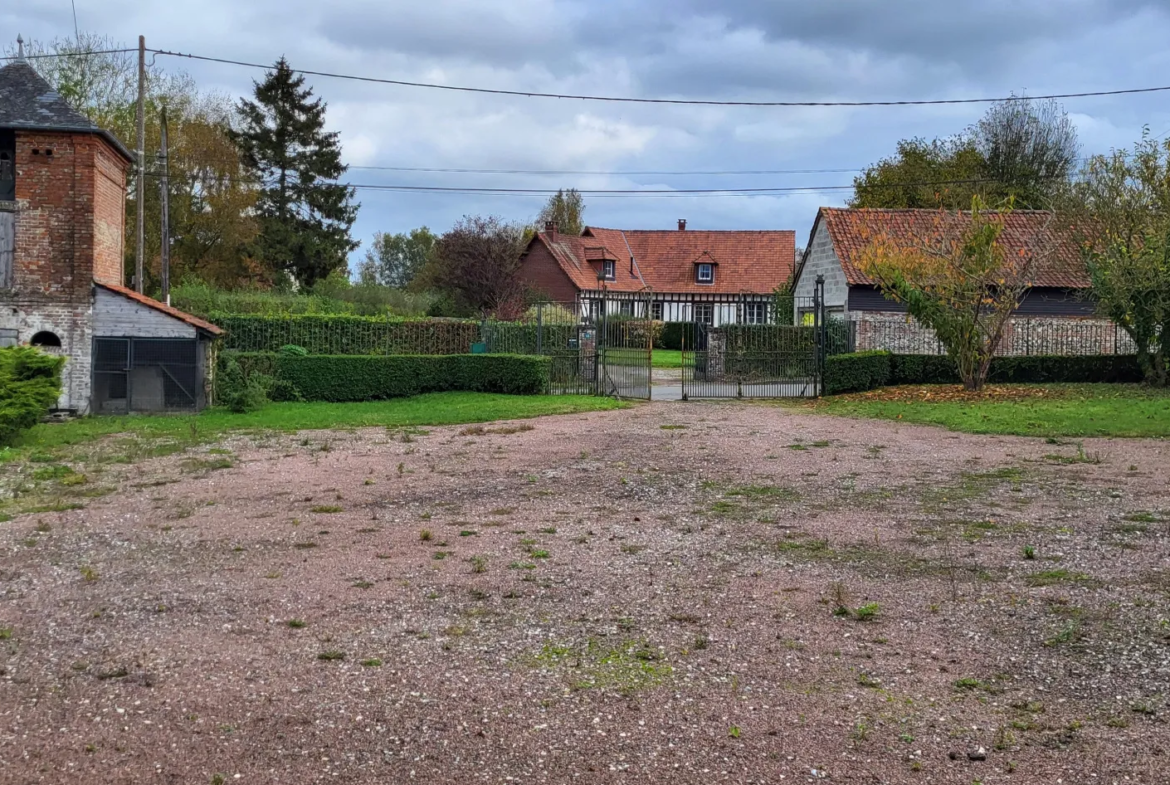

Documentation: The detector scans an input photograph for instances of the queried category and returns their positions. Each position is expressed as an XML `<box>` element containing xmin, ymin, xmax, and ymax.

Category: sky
<box><xmin>7</xmin><ymin>0</ymin><xmax>1170</xmax><ymax>266</ymax></box>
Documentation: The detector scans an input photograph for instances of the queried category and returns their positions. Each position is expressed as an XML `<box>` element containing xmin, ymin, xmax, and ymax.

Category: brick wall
<box><xmin>519</xmin><ymin>241</ymin><xmax>581</xmax><ymax>303</ymax></box>
<box><xmin>92</xmin><ymin>140</ymin><xmax>127</xmax><ymax>286</ymax></box>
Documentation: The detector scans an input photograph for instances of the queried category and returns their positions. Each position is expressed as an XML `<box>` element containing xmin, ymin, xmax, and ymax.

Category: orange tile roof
<box><xmin>818</xmin><ymin>207</ymin><xmax>1089</xmax><ymax>289</ymax></box>
<box><xmin>96</xmin><ymin>282</ymin><xmax>224</xmax><ymax>336</ymax></box>
<box><xmin>527</xmin><ymin>226</ymin><xmax>795</xmax><ymax>295</ymax></box>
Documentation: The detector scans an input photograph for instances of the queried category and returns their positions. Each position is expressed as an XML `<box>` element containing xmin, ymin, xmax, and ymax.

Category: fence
<box><xmin>847</xmin><ymin>313</ymin><xmax>1137</xmax><ymax>357</ymax></box>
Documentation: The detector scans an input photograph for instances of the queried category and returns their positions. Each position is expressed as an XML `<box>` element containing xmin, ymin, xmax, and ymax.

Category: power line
<box><xmin>149</xmin><ymin>47</ymin><xmax>1170</xmax><ymax>108</ymax></box>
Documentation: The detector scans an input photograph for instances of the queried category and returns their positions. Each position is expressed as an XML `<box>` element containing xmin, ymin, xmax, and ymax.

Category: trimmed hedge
<box><xmin>888</xmin><ymin>354</ymin><xmax>1144</xmax><ymax>386</ymax></box>
<box><xmin>213</xmin><ymin>314</ymin><xmax>480</xmax><ymax>355</ymax></box>
<box><xmin>0</xmin><ymin>347</ymin><xmax>65</xmax><ymax>446</ymax></box>
<box><xmin>824</xmin><ymin>351</ymin><xmax>891</xmax><ymax>395</ymax></box>
<box><xmin>217</xmin><ymin>352</ymin><xmax>551</xmax><ymax>403</ymax></box>
<box><xmin>659</xmin><ymin>322</ymin><xmax>695</xmax><ymax>351</ymax></box>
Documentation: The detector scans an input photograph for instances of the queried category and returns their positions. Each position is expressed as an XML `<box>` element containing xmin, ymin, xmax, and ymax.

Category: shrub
<box><xmin>0</xmin><ymin>347</ymin><xmax>65</xmax><ymax>446</ymax></box>
<box><xmin>214</xmin><ymin>314</ymin><xmax>480</xmax><ymax>355</ymax></box>
<box><xmin>888</xmin><ymin>354</ymin><xmax>1144</xmax><ymax>386</ymax></box>
<box><xmin>217</xmin><ymin>352</ymin><xmax>551</xmax><ymax>403</ymax></box>
<box><xmin>824</xmin><ymin>351</ymin><xmax>891</xmax><ymax>394</ymax></box>
<box><xmin>659</xmin><ymin>322</ymin><xmax>695</xmax><ymax>351</ymax></box>
<box><xmin>217</xmin><ymin>356</ymin><xmax>269</xmax><ymax>413</ymax></box>
<box><xmin>279</xmin><ymin>344</ymin><xmax>308</xmax><ymax>357</ymax></box>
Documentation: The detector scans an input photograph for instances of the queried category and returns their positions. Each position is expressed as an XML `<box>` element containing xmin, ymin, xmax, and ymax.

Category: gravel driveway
<box><xmin>1</xmin><ymin>401</ymin><xmax>1168</xmax><ymax>783</ymax></box>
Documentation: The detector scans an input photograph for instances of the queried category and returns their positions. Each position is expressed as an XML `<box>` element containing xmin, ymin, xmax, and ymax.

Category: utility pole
<box><xmin>134</xmin><ymin>35</ymin><xmax>146</xmax><ymax>293</ymax></box>
<box><xmin>158</xmin><ymin>104</ymin><xmax>170</xmax><ymax>305</ymax></box>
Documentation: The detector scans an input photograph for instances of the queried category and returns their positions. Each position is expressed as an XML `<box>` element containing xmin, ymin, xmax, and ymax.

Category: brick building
<box><xmin>519</xmin><ymin>220</ymin><xmax>796</xmax><ymax>325</ymax></box>
<box><xmin>0</xmin><ymin>45</ymin><xmax>221</xmax><ymax>413</ymax></box>
<box><xmin>791</xmin><ymin>207</ymin><xmax>1129</xmax><ymax>355</ymax></box>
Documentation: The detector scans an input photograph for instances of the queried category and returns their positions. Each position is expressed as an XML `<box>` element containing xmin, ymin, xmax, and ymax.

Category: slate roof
<box><xmin>528</xmin><ymin>226</ymin><xmax>796</xmax><ymax>295</ymax></box>
<box><xmin>816</xmin><ymin>207</ymin><xmax>1089</xmax><ymax>289</ymax></box>
<box><xmin>0</xmin><ymin>58</ymin><xmax>134</xmax><ymax>161</ymax></box>
<box><xmin>96</xmin><ymin>282</ymin><xmax>224</xmax><ymax>336</ymax></box>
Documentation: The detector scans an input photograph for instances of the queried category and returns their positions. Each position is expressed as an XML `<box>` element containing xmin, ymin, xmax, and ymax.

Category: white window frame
<box><xmin>744</xmin><ymin>302</ymin><xmax>767</xmax><ymax>324</ymax></box>
<box><xmin>618</xmin><ymin>300</ymin><xmax>634</xmax><ymax>316</ymax></box>
<box><xmin>694</xmin><ymin>303</ymin><xmax>714</xmax><ymax>325</ymax></box>
<box><xmin>603</xmin><ymin>260</ymin><xmax>616</xmax><ymax>280</ymax></box>
<box><xmin>696</xmin><ymin>263</ymin><xmax>714</xmax><ymax>284</ymax></box>
<box><xmin>650</xmin><ymin>301</ymin><xmax>663</xmax><ymax>321</ymax></box>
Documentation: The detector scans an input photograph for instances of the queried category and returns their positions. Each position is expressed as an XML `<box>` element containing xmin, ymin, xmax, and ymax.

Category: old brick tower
<box><xmin>0</xmin><ymin>40</ymin><xmax>220</xmax><ymax>414</ymax></box>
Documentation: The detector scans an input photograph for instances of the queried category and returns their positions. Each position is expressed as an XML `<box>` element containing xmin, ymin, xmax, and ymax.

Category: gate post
<box><xmin>536</xmin><ymin>302</ymin><xmax>543</xmax><ymax>355</ymax></box>
<box><xmin>814</xmin><ymin>275</ymin><xmax>826</xmax><ymax>397</ymax></box>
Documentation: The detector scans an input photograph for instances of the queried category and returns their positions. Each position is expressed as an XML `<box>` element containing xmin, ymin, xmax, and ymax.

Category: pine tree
<box><xmin>232</xmin><ymin>58</ymin><xmax>358</xmax><ymax>286</ymax></box>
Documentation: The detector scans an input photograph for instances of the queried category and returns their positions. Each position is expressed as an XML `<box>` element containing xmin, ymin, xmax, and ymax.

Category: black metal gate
<box><xmin>679</xmin><ymin>285</ymin><xmax>826</xmax><ymax>400</ymax></box>
<box><xmin>596</xmin><ymin>291</ymin><xmax>652</xmax><ymax>400</ymax></box>
<box><xmin>92</xmin><ymin>337</ymin><xmax>201</xmax><ymax>413</ymax></box>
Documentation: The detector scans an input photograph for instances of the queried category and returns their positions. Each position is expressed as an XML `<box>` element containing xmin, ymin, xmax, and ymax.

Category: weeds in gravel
<box><xmin>852</xmin><ymin>603</ymin><xmax>881</xmax><ymax>621</ymax></box>
<box><xmin>1023</xmin><ymin>545</ymin><xmax>1037</xmax><ymax>560</ymax></box>
<box><xmin>419</xmin><ymin>529</ymin><xmax>433</xmax><ymax>542</ymax></box>
<box><xmin>79</xmin><ymin>565</ymin><xmax>98</xmax><ymax>582</ymax></box>
<box><xmin>317</xmin><ymin>650</ymin><xmax>346</xmax><ymax>661</ymax></box>
<box><xmin>469</xmin><ymin>555</ymin><xmax>488</xmax><ymax>574</ymax></box>
<box><xmin>1026</xmin><ymin>569</ymin><xmax>1090</xmax><ymax>587</ymax></box>
<box><xmin>360</xmin><ymin>658</ymin><xmax>383</xmax><ymax>667</ymax></box>
<box><xmin>287</xmin><ymin>619</ymin><xmax>306</xmax><ymax>628</ymax></box>
<box><xmin>728</xmin><ymin>725</ymin><xmax>741</xmax><ymax>738</ymax></box>
<box><xmin>181</xmin><ymin>456</ymin><xmax>233</xmax><ymax>474</ymax></box>
<box><xmin>954</xmin><ymin>677</ymin><xmax>985</xmax><ymax>691</ymax></box>
<box><xmin>311</xmin><ymin>505</ymin><xmax>343</xmax><ymax>514</ymax></box>
<box><xmin>1043</xmin><ymin>444</ymin><xmax>1103</xmax><ymax>465</ymax></box>
<box><xmin>531</xmin><ymin>639</ymin><xmax>672</xmax><ymax>694</ymax></box>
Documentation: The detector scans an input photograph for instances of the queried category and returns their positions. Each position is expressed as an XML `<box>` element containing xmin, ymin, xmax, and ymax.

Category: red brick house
<box><xmin>0</xmin><ymin>45</ymin><xmax>221</xmax><ymax>413</ymax></box>
<box><xmin>519</xmin><ymin>220</ymin><xmax>796</xmax><ymax>325</ymax></box>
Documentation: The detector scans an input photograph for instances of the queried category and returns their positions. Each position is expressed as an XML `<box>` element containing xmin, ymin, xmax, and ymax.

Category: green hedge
<box><xmin>0</xmin><ymin>347</ymin><xmax>65</xmax><ymax>446</ymax></box>
<box><xmin>217</xmin><ymin>352</ymin><xmax>551</xmax><ymax>403</ymax></box>
<box><xmin>824</xmin><ymin>351</ymin><xmax>891</xmax><ymax>395</ymax></box>
<box><xmin>888</xmin><ymin>354</ymin><xmax>1144</xmax><ymax>386</ymax></box>
<box><xmin>659</xmin><ymin>322</ymin><xmax>695</xmax><ymax>351</ymax></box>
<box><xmin>213</xmin><ymin>314</ymin><xmax>480</xmax><ymax>355</ymax></box>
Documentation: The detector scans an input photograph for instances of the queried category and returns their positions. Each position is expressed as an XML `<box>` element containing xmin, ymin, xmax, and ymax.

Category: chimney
<box><xmin>678</xmin><ymin>219</ymin><xmax>687</xmax><ymax>231</ymax></box>
<box><xmin>544</xmin><ymin>220</ymin><xmax>557</xmax><ymax>240</ymax></box>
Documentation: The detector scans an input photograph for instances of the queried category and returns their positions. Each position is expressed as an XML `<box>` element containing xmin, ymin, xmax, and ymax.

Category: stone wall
<box><xmin>851</xmin><ymin>311</ymin><xmax>1136</xmax><ymax>356</ymax></box>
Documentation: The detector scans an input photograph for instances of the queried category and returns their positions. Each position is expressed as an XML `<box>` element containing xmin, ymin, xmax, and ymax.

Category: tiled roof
<box><xmin>0</xmin><ymin>59</ymin><xmax>134</xmax><ymax>161</ymax></box>
<box><xmin>819</xmin><ymin>207</ymin><xmax>1089</xmax><ymax>289</ymax></box>
<box><xmin>528</xmin><ymin>226</ymin><xmax>796</xmax><ymax>295</ymax></box>
<box><xmin>96</xmin><ymin>282</ymin><xmax>224</xmax><ymax>336</ymax></box>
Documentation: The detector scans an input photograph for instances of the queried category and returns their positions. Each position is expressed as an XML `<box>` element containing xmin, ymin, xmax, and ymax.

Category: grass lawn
<box><xmin>804</xmin><ymin>384</ymin><xmax>1170</xmax><ymax>438</ymax></box>
<box><xmin>1</xmin><ymin>393</ymin><xmax>627</xmax><ymax>463</ymax></box>
<box><xmin>652</xmin><ymin>350</ymin><xmax>685</xmax><ymax>369</ymax></box>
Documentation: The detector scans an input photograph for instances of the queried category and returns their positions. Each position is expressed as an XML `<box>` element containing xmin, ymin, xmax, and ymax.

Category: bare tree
<box><xmin>421</xmin><ymin>216</ymin><xmax>529</xmax><ymax>318</ymax></box>
<box><xmin>973</xmin><ymin>97</ymin><xmax>1079</xmax><ymax>208</ymax></box>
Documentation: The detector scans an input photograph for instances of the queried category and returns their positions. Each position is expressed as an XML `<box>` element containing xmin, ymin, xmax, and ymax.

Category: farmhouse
<box><xmin>791</xmin><ymin>207</ymin><xmax>1130</xmax><ymax>355</ymax></box>
<box><xmin>519</xmin><ymin>220</ymin><xmax>796</xmax><ymax>326</ymax></box>
<box><xmin>0</xmin><ymin>44</ymin><xmax>221</xmax><ymax>414</ymax></box>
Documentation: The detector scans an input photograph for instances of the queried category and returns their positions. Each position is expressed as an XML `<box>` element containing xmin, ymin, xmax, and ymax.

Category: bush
<box><xmin>217</xmin><ymin>352</ymin><xmax>551</xmax><ymax>403</ymax></box>
<box><xmin>824</xmin><ymin>351</ymin><xmax>891</xmax><ymax>395</ymax></box>
<box><xmin>659</xmin><ymin>322</ymin><xmax>695</xmax><ymax>351</ymax></box>
<box><xmin>278</xmin><ymin>344</ymin><xmax>308</xmax><ymax>357</ymax></box>
<box><xmin>888</xmin><ymin>354</ymin><xmax>1144</xmax><ymax>386</ymax></box>
<box><xmin>214</xmin><ymin>314</ymin><xmax>481</xmax><ymax>356</ymax></box>
<box><xmin>0</xmin><ymin>347</ymin><xmax>65</xmax><ymax>446</ymax></box>
<box><xmin>217</xmin><ymin>356</ymin><xmax>269</xmax><ymax>413</ymax></box>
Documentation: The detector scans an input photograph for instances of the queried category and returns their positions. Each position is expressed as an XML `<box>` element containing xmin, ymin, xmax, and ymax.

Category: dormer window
<box><xmin>696</xmin><ymin>263</ymin><xmax>714</xmax><ymax>284</ymax></box>
<box><xmin>603</xmin><ymin>260</ymin><xmax>615</xmax><ymax>281</ymax></box>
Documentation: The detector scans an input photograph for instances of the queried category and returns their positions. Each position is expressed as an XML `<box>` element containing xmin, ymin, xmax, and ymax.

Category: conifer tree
<box><xmin>232</xmin><ymin>58</ymin><xmax>358</xmax><ymax>286</ymax></box>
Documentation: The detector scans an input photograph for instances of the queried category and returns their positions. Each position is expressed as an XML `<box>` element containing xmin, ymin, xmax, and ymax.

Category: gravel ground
<box><xmin>1</xmin><ymin>401</ymin><xmax>1168</xmax><ymax>784</ymax></box>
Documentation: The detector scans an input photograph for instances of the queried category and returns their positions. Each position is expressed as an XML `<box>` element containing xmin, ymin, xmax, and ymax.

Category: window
<box><xmin>694</xmin><ymin>303</ymin><xmax>714</xmax><ymax>325</ymax></box>
<box><xmin>603</xmin><ymin>260</ymin><xmax>615</xmax><ymax>280</ymax></box>
<box><xmin>650</xmin><ymin>301</ymin><xmax>663</xmax><ymax>321</ymax></box>
<box><xmin>744</xmin><ymin>302</ymin><xmax>767</xmax><ymax>324</ymax></box>
<box><xmin>618</xmin><ymin>300</ymin><xmax>634</xmax><ymax>316</ymax></box>
<box><xmin>696</xmin><ymin>263</ymin><xmax>713</xmax><ymax>283</ymax></box>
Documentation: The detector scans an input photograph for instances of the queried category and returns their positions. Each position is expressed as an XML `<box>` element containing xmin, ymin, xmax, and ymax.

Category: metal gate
<box><xmin>479</xmin><ymin>293</ymin><xmax>652</xmax><ymax>400</ymax></box>
<box><xmin>679</xmin><ymin>287</ymin><xmax>826</xmax><ymax>400</ymax></box>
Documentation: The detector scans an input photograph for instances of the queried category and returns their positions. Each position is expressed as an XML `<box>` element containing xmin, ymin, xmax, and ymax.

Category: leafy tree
<box><xmin>359</xmin><ymin>228</ymin><xmax>437</xmax><ymax>288</ymax></box>
<box><xmin>974</xmin><ymin>97</ymin><xmax>1079</xmax><ymax>209</ymax></box>
<box><xmin>856</xmin><ymin>199</ymin><xmax>1054</xmax><ymax>391</ymax></box>
<box><xmin>418</xmin><ymin>216</ymin><xmax>529</xmax><ymax>318</ymax></box>
<box><xmin>852</xmin><ymin>137</ymin><xmax>987</xmax><ymax>209</ymax></box>
<box><xmin>853</xmin><ymin>98</ymin><xmax>1078</xmax><ymax>210</ymax></box>
<box><xmin>15</xmin><ymin>34</ymin><xmax>261</xmax><ymax>288</ymax></box>
<box><xmin>1063</xmin><ymin>133</ymin><xmax>1170</xmax><ymax>386</ymax></box>
<box><xmin>232</xmin><ymin>58</ymin><xmax>358</xmax><ymax>287</ymax></box>
<box><xmin>537</xmin><ymin>188</ymin><xmax>585</xmax><ymax>236</ymax></box>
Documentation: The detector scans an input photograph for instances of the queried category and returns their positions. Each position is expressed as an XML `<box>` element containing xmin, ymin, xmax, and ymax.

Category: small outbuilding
<box><xmin>0</xmin><ymin>39</ymin><xmax>221</xmax><ymax>414</ymax></box>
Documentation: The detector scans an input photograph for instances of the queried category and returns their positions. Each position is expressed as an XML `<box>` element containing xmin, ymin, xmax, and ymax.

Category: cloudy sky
<box><xmin>8</xmin><ymin>0</ymin><xmax>1170</xmax><ymax>263</ymax></box>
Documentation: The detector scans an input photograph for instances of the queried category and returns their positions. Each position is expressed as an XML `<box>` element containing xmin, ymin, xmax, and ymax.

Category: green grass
<box><xmin>808</xmin><ymin>385</ymin><xmax>1170</xmax><ymax>438</ymax></box>
<box><xmin>0</xmin><ymin>393</ymin><xmax>627</xmax><ymax>463</ymax></box>
<box><xmin>652</xmin><ymin>350</ymin><xmax>685</xmax><ymax>369</ymax></box>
